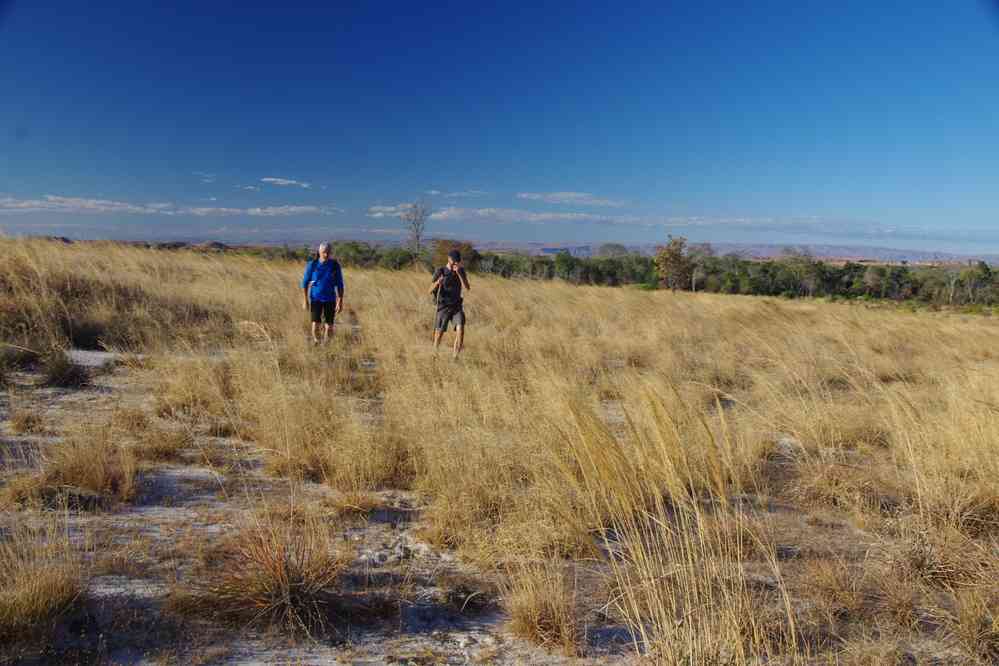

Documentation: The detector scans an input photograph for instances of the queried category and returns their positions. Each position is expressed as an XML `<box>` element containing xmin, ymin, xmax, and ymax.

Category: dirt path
<box><xmin>0</xmin><ymin>352</ymin><xmax>633</xmax><ymax>664</ymax></box>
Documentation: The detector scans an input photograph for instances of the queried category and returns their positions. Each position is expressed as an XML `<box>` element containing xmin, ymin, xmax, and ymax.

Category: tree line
<box><xmin>245</xmin><ymin>237</ymin><xmax>999</xmax><ymax>307</ymax></box>
<box><xmin>654</xmin><ymin>236</ymin><xmax>999</xmax><ymax>306</ymax></box>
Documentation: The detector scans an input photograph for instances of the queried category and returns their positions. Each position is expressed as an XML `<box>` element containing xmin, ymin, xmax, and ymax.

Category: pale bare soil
<box><xmin>1</xmin><ymin>239</ymin><xmax>997</xmax><ymax>664</ymax></box>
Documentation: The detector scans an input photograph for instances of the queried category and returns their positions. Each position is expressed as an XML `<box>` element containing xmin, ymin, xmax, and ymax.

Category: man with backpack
<box><xmin>301</xmin><ymin>242</ymin><xmax>344</xmax><ymax>345</ymax></box>
<box><xmin>429</xmin><ymin>249</ymin><xmax>471</xmax><ymax>358</ymax></box>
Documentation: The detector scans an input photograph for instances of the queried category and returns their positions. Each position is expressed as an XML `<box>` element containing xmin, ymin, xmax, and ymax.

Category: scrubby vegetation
<box><xmin>241</xmin><ymin>236</ymin><xmax>999</xmax><ymax>306</ymax></box>
<box><xmin>1</xmin><ymin>236</ymin><xmax>997</xmax><ymax>663</ymax></box>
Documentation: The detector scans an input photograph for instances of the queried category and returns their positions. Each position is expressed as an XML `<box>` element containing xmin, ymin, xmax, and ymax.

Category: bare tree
<box><xmin>401</xmin><ymin>199</ymin><xmax>431</xmax><ymax>253</ymax></box>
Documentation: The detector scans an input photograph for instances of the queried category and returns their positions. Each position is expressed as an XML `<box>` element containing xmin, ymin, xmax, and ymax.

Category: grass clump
<box><xmin>2</xmin><ymin>424</ymin><xmax>137</xmax><ymax>509</ymax></box>
<box><xmin>110</xmin><ymin>407</ymin><xmax>151</xmax><ymax>433</ymax></box>
<box><xmin>0</xmin><ymin>521</ymin><xmax>86</xmax><ymax>649</ymax></box>
<box><xmin>9</xmin><ymin>408</ymin><xmax>47</xmax><ymax>435</ymax></box>
<box><xmin>169</xmin><ymin>513</ymin><xmax>350</xmax><ymax>636</ymax></box>
<box><xmin>503</xmin><ymin>562</ymin><xmax>580</xmax><ymax>656</ymax></box>
<box><xmin>0</xmin><ymin>345</ymin><xmax>40</xmax><ymax>370</ymax></box>
<box><xmin>136</xmin><ymin>427</ymin><xmax>192</xmax><ymax>461</ymax></box>
<box><xmin>40</xmin><ymin>351</ymin><xmax>89</xmax><ymax>388</ymax></box>
<box><xmin>946</xmin><ymin>588</ymin><xmax>999</xmax><ymax>663</ymax></box>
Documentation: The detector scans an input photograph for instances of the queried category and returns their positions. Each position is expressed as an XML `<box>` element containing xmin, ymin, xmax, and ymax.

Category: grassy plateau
<box><xmin>0</xmin><ymin>237</ymin><xmax>997</xmax><ymax>664</ymax></box>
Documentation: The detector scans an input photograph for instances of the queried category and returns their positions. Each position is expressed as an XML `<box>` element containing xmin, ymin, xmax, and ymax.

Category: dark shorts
<box><xmin>310</xmin><ymin>300</ymin><xmax>335</xmax><ymax>324</ymax></box>
<box><xmin>435</xmin><ymin>306</ymin><xmax>465</xmax><ymax>331</ymax></box>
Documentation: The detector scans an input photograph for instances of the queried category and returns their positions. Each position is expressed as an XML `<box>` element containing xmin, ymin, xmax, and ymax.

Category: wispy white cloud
<box><xmin>366</xmin><ymin>203</ymin><xmax>414</xmax><ymax>219</ymax></box>
<box><xmin>445</xmin><ymin>189</ymin><xmax>488</xmax><ymax>198</ymax></box>
<box><xmin>193</xmin><ymin>171</ymin><xmax>217</xmax><ymax>184</ymax></box>
<box><xmin>260</xmin><ymin>177</ymin><xmax>312</xmax><ymax>189</ymax></box>
<box><xmin>237</xmin><ymin>185</ymin><xmax>261</xmax><ymax>192</ymax></box>
<box><xmin>243</xmin><ymin>205</ymin><xmax>341</xmax><ymax>217</ymax></box>
<box><xmin>516</xmin><ymin>191</ymin><xmax>626</xmax><ymax>207</ymax></box>
<box><xmin>0</xmin><ymin>195</ymin><xmax>338</xmax><ymax>218</ymax></box>
<box><xmin>0</xmin><ymin>195</ymin><xmax>167</xmax><ymax>215</ymax></box>
<box><xmin>425</xmin><ymin>189</ymin><xmax>488</xmax><ymax>198</ymax></box>
<box><xmin>429</xmin><ymin>206</ymin><xmax>643</xmax><ymax>225</ymax></box>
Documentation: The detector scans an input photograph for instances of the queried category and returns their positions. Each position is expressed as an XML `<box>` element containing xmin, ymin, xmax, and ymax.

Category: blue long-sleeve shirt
<box><xmin>301</xmin><ymin>259</ymin><xmax>344</xmax><ymax>303</ymax></box>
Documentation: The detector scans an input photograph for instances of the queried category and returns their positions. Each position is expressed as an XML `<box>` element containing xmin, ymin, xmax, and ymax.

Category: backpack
<box><xmin>433</xmin><ymin>267</ymin><xmax>462</xmax><ymax>305</ymax></box>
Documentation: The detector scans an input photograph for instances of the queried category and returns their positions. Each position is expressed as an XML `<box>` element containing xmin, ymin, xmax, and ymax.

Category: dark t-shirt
<box><xmin>432</xmin><ymin>266</ymin><xmax>466</xmax><ymax>310</ymax></box>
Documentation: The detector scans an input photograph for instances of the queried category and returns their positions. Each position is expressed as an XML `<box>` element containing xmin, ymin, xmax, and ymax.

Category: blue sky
<box><xmin>1</xmin><ymin>1</ymin><xmax>998</xmax><ymax>252</ymax></box>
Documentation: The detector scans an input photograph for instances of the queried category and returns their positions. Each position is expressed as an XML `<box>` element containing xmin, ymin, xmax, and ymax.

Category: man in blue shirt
<box><xmin>301</xmin><ymin>242</ymin><xmax>345</xmax><ymax>345</ymax></box>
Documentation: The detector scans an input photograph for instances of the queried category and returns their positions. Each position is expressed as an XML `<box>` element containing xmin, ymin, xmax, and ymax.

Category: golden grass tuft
<box><xmin>945</xmin><ymin>588</ymin><xmax>999</xmax><ymax>663</ymax></box>
<box><xmin>168</xmin><ymin>512</ymin><xmax>350</xmax><ymax>636</ymax></box>
<box><xmin>2</xmin><ymin>423</ymin><xmax>137</xmax><ymax>509</ymax></box>
<box><xmin>9</xmin><ymin>407</ymin><xmax>47</xmax><ymax>435</ymax></box>
<box><xmin>110</xmin><ymin>406</ymin><xmax>151</xmax><ymax>433</ymax></box>
<box><xmin>802</xmin><ymin>558</ymin><xmax>866</xmax><ymax>621</ymax></box>
<box><xmin>502</xmin><ymin>561</ymin><xmax>580</xmax><ymax>656</ymax></box>
<box><xmin>135</xmin><ymin>427</ymin><xmax>192</xmax><ymax>461</ymax></box>
<box><xmin>0</xmin><ymin>345</ymin><xmax>40</xmax><ymax>370</ymax></box>
<box><xmin>40</xmin><ymin>350</ymin><xmax>90</xmax><ymax>388</ymax></box>
<box><xmin>0</xmin><ymin>520</ymin><xmax>86</xmax><ymax>646</ymax></box>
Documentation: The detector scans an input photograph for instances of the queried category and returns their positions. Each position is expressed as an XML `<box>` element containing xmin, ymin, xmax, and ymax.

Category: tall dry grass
<box><xmin>0</xmin><ymin>518</ymin><xmax>87</xmax><ymax>648</ymax></box>
<box><xmin>2</xmin><ymin>423</ymin><xmax>137</xmax><ymax>509</ymax></box>
<box><xmin>167</xmin><ymin>509</ymin><xmax>350</xmax><ymax>636</ymax></box>
<box><xmin>3</xmin><ymin>237</ymin><xmax>999</xmax><ymax>662</ymax></box>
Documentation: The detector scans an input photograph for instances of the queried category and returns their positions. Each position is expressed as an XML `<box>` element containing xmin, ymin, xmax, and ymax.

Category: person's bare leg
<box><xmin>323</xmin><ymin>323</ymin><xmax>332</xmax><ymax>345</ymax></box>
<box><xmin>453</xmin><ymin>326</ymin><xmax>464</xmax><ymax>358</ymax></box>
<box><xmin>311</xmin><ymin>322</ymin><xmax>320</xmax><ymax>344</ymax></box>
<box><xmin>433</xmin><ymin>329</ymin><xmax>443</xmax><ymax>352</ymax></box>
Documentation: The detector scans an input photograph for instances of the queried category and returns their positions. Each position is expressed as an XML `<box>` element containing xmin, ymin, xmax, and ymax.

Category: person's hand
<box><xmin>335</xmin><ymin>299</ymin><xmax>343</xmax><ymax>314</ymax></box>
<box><xmin>302</xmin><ymin>299</ymin><xmax>308</xmax><ymax>311</ymax></box>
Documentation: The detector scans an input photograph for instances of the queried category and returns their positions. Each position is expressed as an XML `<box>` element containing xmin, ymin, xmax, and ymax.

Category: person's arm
<box><xmin>301</xmin><ymin>261</ymin><xmax>315</xmax><ymax>309</ymax></box>
<box><xmin>334</xmin><ymin>263</ymin><xmax>345</xmax><ymax>313</ymax></box>
<box><xmin>458</xmin><ymin>266</ymin><xmax>470</xmax><ymax>291</ymax></box>
<box><xmin>428</xmin><ymin>268</ymin><xmax>444</xmax><ymax>296</ymax></box>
